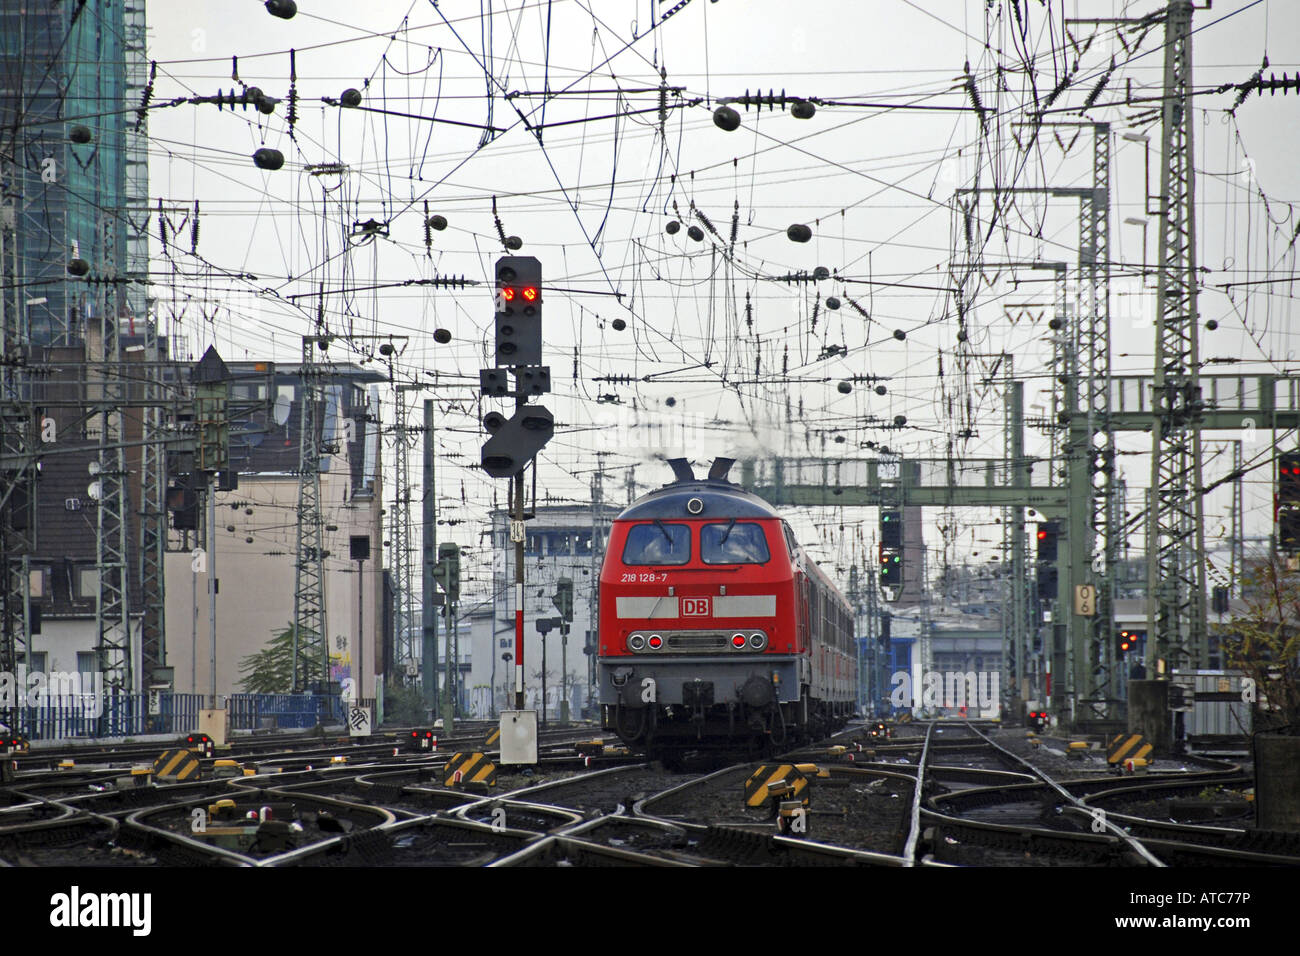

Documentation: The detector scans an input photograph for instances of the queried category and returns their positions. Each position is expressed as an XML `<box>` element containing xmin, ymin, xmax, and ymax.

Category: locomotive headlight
<box><xmin>647</xmin><ymin>634</ymin><xmax>663</xmax><ymax>649</ymax></box>
<box><xmin>749</xmin><ymin>632</ymin><xmax>766</xmax><ymax>650</ymax></box>
<box><xmin>628</xmin><ymin>634</ymin><xmax>645</xmax><ymax>651</ymax></box>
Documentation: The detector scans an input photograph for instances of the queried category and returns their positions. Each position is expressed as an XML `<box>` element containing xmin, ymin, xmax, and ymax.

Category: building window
<box><xmin>29</xmin><ymin>566</ymin><xmax>48</xmax><ymax>598</ymax></box>
<box><xmin>76</xmin><ymin>566</ymin><xmax>100</xmax><ymax>599</ymax></box>
<box><xmin>78</xmin><ymin>652</ymin><xmax>97</xmax><ymax>682</ymax></box>
<box><xmin>27</xmin><ymin>651</ymin><xmax>47</xmax><ymax>674</ymax></box>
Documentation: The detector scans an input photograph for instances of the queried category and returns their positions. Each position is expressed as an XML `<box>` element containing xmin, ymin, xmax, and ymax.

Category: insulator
<box><xmin>341</xmin><ymin>88</ymin><xmax>362</xmax><ymax>108</ymax></box>
<box><xmin>964</xmin><ymin>76</ymin><xmax>987</xmax><ymax>132</ymax></box>
<box><xmin>1044</xmin><ymin>74</ymin><xmax>1069</xmax><ymax>109</ymax></box>
<box><xmin>157</xmin><ymin>199</ymin><xmax>168</xmax><ymax>250</ymax></box>
<box><xmin>658</xmin><ymin>69</ymin><xmax>668</xmax><ymax>130</ymax></box>
<box><xmin>786</xmin><ymin>223</ymin><xmax>812</xmax><ymax>243</ymax></box>
<box><xmin>135</xmin><ymin>61</ymin><xmax>155</xmax><ymax>132</ymax></box>
<box><xmin>695</xmin><ymin>207</ymin><xmax>719</xmax><ymax>236</ymax></box>
<box><xmin>846</xmin><ymin>296</ymin><xmax>870</xmax><ymax>320</ymax></box>
<box><xmin>728</xmin><ymin>201</ymin><xmax>739</xmax><ymax>253</ymax></box>
<box><xmin>744</xmin><ymin>292</ymin><xmax>753</xmax><ymax>329</ymax></box>
<box><xmin>1083</xmin><ymin>62</ymin><xmax>1112</xmax><ymax>110</ymax></box>
<box><xmin>190</xmin><ymin>200</ymin><xmax>200</xmax><ymax>254</ymax></box>
<box><xmin>286</xmin><ymin>49</ymin><xmax>298</xmax><ymax>137</ymax></box>
<box><xmin>423</xmin><ymin>201</ymin><xmax>432</xmax><ymax>252</ymax></box>
<box><xmin>782</xmin><ymin>345</ymin><xmax>789</xmax><ymax>375</ymax></box>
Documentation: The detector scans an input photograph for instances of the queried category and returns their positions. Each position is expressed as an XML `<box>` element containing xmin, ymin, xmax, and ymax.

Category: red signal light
<box><xmin>501</xmin><ymin>286</ymin><xmax>516</xmax><ymax>302</ymax></box>
<box><xmin>1037</xmin><ymin>530</ymin><xmax>1047</xmax><ymax>540</ymax></box>
<box><xmin>521</xmin><ymin>286</ymin><xmax>538</xmax><ymax>302</ymax></box>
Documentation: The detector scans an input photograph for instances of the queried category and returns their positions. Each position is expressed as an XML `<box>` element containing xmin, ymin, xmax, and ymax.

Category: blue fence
<box><xmin>12</xmin><ymin>693</ymin><xmax>206</xmax><ymax>740</ymax></box>
<box><xmin>8</xmin><ymin>692</ymin><xmax>346</xmax><ymax>740</ymax></box>
<box><xmin>228</xmin><ymin>694</ymin><xmax>345</xmax><ymax>731</ymax></box>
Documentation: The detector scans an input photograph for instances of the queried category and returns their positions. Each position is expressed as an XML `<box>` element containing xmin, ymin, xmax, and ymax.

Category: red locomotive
<box><xmin>597</xmin><ymin>458</ymin><xmax>856</xmax><ymax>759</ymax></box>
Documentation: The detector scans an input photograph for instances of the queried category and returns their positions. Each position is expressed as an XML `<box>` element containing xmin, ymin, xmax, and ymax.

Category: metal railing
<box><xmin>8</xmin><ymin>692</ymin><xmax>350</xmax><ymax>739</ymax></box>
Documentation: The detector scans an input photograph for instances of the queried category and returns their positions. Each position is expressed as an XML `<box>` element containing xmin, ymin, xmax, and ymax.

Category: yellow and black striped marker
<box><xmin>153</xmin><ymin>749</ymin><xmax>202</xmax><ymax>783</ymax></box>
<box><xmin>1107</xmin><ymin>734</ymin><xmax>1153</xmax><ymax>765</ymax></box>
<box><xmin>484</xmin><ymin>727</ymin><xmax>501</xmax><ymax>749</ymax></box>
<box><xmin>743</xmin><ymin>764</ymin><xmax>808</xmax><ymax>809</ymax></box>
<box><xmin>444</xmin><ymin>751</ymin><xmax>497</xmax><ymax>788</ymax></box>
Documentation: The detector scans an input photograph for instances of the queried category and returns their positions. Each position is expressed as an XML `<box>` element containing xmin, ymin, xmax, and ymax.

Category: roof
<box><xmin>618</xmin><ymin>479</ymin><xmax>781</xmax><ymax>522</ymax></box>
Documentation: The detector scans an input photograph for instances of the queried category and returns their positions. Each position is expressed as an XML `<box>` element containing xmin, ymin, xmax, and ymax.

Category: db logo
<box><xmin>682</xmin><ymin>597</ymin><xmax>710</xmax><ymax>617</ymax></box>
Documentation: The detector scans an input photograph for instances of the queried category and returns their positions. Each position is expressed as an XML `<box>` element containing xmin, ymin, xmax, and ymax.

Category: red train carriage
<box><xmin>597</xmin><ymin>458</ymin><xmax>856</xmax><ymax>758</ymax></box>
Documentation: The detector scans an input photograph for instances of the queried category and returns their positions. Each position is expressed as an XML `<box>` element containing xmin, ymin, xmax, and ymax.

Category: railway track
<box><xmin>2</xmin><ymin>717</ymin><xmax>1297</xmax><ymax>868</ymax></box>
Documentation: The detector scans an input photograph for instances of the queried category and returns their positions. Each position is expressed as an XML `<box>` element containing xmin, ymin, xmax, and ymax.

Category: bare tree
<box><xmin>1223</xmin><ymin>557</ymin><xmax>1300</xmax><ymax>733</ymax></box>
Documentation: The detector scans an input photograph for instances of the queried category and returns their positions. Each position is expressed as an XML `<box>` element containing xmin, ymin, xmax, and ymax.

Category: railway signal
<box><xmin>493</xmin><ymin>256</ymin><xmax>542</xmax><ymax>367</ymax></box>
<box><xmin>434</xmin><ymin>543</ymin><xmax>460</xmax><ymax>605</ymax></box>
<box><xmin>1115</xmin><ymin>628</ymin><xmax>1145</xmax><ymax>657</ymax></box>
<box><xmin>880</xmin><ymin>510</ymin><xmax>902</xmax><ymax>548</ymax></box>
<box><xmin>553</xmin><ymin>577</ymin><xmax>574</xmax><ymax>622</ymax></box>
<box><xmin>166</xmin><ymin>476</ymin><xmax>201</xmax><ymax>531</ymax></box>
<box><xmin>1279</xmin><ymin>451</ymin><xmax>1300</xmax><ymax>505</ymax></box>
<box><xmin>879</xmin><ymin>546</ymin><xmax>902</xmax><ymax>587</ymax></box>
<box><xmin>480</xmin><ymin>405</ymin><xmax>555</xmax><ymax>478</ymax></box>
<box><xmin>1035</xmin><ymin>521</ymin><xmax>1059</xmax><ymax>602</ymax></box>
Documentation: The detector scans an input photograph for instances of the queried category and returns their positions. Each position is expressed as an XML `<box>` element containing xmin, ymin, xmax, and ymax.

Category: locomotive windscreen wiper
<box><xmin>718</xmin><ymin>518</ymin><xmax>736</xmax><ymax>544</ymax></box>
<box><xmin>653</xmin><ymin>519</ymin><xmax>674</xmax><ymax>544</ymax></box>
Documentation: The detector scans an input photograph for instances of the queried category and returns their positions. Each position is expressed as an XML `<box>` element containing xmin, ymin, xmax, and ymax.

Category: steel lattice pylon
<box><xmin>293</xmin><ymin>336</ymin><xmax>328</xmax><ymax>691</ymax></box>
<box><xmin>1</xmin><ymin>180</ymin><xmax>36</xmax><ymax>731</ymax></box>
<box><xmin>389</xmin><ymin>385</ymin><xmax>418</xmax><ymax>680</ymax></box>
<box><xmin>93</xmin><ymin>262</ymin><xmax>135</xmax><ymax>715</ymax></box>
<box><xmin>1073</xmin><ymin>123</ymin><xmax>1117</xmax><ymax>718</ymax></box>
<box><xmin>1147</xmin><ymin>0</ymin><xmax>1207</xmax><ymax>672</ymax></box>
<box><xmin>128</xmin><ymin>1</ymin><xmax>164</xmax><ymax>687</ymax></box>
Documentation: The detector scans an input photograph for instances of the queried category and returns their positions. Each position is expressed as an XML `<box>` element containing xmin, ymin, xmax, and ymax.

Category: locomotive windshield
<box><xmin>700</xmin><ymin>521</ymin><xmax>770</xmax><ymax>564</ymax></box>
<box><xmin>622</xmin><ymin>521</ymin><xmax>691</xmax><ymax>565</ymax></box>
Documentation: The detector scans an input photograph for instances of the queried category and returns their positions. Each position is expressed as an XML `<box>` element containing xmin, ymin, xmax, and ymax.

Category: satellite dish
<box><xmin>88</xmin><ymin>461</ymin><xmax>101</xmax><ymax>476</ymax></box>
<box><xmin>87</xmin><ymin>480</ymin><xmax>102</xmax><ymax>501</ymax></box>
<box><xmin>272</xmin><ymin>393</ymin><xmax>291</xmax><ymax>427</ymax></box>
